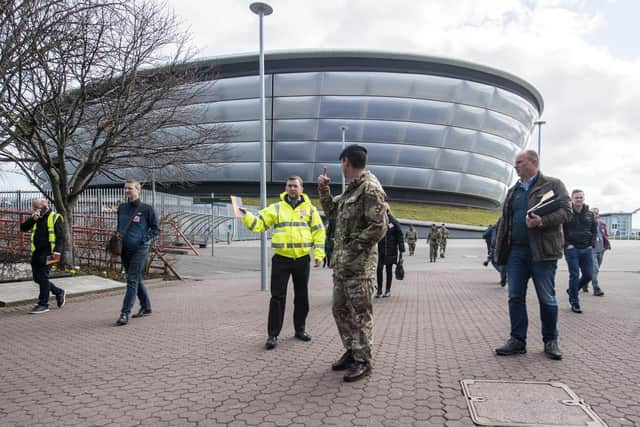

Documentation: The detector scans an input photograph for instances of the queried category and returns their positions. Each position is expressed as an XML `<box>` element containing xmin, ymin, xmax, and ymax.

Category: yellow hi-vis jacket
<box><xmin>242</xmin><ymin>192</ymin><xmax>325</xmax><ymax>260</ymax></box>
<box><xmin>31</xmin><ymin>212</ymin><xmax>63</xmax><ymax>253</ymax></box>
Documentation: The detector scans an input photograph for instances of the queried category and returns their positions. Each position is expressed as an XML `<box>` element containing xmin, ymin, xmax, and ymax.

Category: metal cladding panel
<box><xmin>96</xmin><ymin>62</ymin><xmax>541</xmax><ymax>208</ymax></box>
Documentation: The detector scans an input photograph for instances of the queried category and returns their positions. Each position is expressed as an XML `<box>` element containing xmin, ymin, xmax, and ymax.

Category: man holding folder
<box><xmin>494</xmin><ymin>150</ymin><xmax>571</xmax><ymax>360</ymax></box>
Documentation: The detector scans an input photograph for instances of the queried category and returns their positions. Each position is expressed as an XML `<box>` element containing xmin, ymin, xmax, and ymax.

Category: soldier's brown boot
<box><xmin>331</xmin><ymin>350</ymin><xmax>354</xmax><ymax>371</ymax></box>
<box><xmin>343</xmin><ymin>361</ymin><xmax>371</xmax><ymax>382</ymax></box>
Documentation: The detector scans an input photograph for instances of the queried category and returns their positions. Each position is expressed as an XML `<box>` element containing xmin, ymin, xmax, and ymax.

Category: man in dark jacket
<box><xmin>115</xmin><ymin>180</ymin><xmax>160</xmax><ymax>326</ymax></box>
<box><xmin>20</xmin><ymin>198</ymin><xmax>66</xmax><ymax>314</ymax></box>
<box><xmin>375</xmin><ymin>212</ymin><xmax>405</xmax><ymax>298</ymax></box>
<box><xmin>494</xmin><ymin>150</ymin><xmax>571</xmax><ymax>360</ymax></box>
<box><xmin>563</xmin><ymin>190</ymin><xmax>598</xmax><ymax>313</ymax></box>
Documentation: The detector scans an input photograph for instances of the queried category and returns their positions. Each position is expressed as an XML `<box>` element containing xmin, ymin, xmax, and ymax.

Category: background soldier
<box><xmin>439</xmin><ymin>224</ymin><xmax>449</xmax><ymax>258</ymax></box>
<box><xmin>405</xmin><ymin>224</ymin><xmax>417</xmax><ymax>256</ymax></box>
<box><xmin>428</xmin><ymin>224</ymin><xmax>439</xmax><ymax>263</ymax></box>
<box><xmin>318</xmin><ymin>144</ymin><xmax>388</xmax><ymax>383</ymax></box>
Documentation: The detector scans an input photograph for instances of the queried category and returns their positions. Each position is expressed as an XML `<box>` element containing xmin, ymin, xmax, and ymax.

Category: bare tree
<box><xmin>0</xmin><ymin>0</ymin><xmax>230</xmax><ymax>263</ymax></box>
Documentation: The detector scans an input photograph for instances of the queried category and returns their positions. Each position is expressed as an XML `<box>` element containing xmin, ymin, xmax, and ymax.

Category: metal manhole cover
<box><xmin>460</xmin><ymin>380</ymin><xmax>607</xmax><ymax>427</ymax></box>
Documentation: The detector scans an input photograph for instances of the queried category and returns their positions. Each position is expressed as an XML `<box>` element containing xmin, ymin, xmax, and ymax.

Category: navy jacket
<box><xmin>117</xmin><ymin>199</ymin><xmax>160</xmax><ymax>250</ymax></box>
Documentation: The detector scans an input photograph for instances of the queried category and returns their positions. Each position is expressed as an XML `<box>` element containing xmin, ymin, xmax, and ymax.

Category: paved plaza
<box><xmin>1</xmin><ymin>240</ymin><xmax>639</xmax><ymax>426</ymax></box>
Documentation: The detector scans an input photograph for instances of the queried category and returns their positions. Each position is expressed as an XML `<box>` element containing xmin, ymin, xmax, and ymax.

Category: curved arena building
<box><xmin>114</xmin><ymin>51</ymin><xmax>544</xmax><ymax>208</ymax></box>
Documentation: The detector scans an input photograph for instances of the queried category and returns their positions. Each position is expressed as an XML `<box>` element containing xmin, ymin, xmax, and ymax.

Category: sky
<box><xmin>4</xmin><ymin>0</ymin><xmax>640</xmax><ymax>217</ymax></box>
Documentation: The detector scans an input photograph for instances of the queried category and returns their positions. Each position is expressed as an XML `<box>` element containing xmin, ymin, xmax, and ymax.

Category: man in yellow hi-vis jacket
<box><xmin>240</xmin><ymin>176</ymin><xmax>325</xmax><ymax>350</ymax></box>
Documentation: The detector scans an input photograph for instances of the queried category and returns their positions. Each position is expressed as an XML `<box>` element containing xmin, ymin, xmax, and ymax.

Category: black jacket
<box><xmin>378</xmin><ymin>215</ymin><xmax>405</xmax><ymax>265</ymax></box>
<box><xmin>563</xmin><ymin>204</ymin><xmax>597</xmax><ymax>249</ymax></box>
<box><xmin>20</xmin><ymin>209</ymin><xmax>65</xmax><ymax>254</ymax></box>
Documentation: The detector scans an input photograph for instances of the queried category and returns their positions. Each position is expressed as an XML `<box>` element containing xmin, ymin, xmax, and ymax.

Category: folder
<box><xmin>46</xmin><ymin>253</ymin><xmax>62</xmax><ymax>265</ymax></box>
<box><xmin>527</xmin><ymin>191</ymin><xmax>562</xmax><ymax>217</ymax></box>
<box><xmin>230</xmin><ymin>195</ymin><xmax>244</xmax><ymax>218</ymax></box>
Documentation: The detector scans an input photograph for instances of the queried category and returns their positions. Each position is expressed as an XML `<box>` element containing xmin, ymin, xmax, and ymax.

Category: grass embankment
<box><xmin>235</xmin><ymin>196</ymin><xmax>500</xmax><ymax>227</ymax></box>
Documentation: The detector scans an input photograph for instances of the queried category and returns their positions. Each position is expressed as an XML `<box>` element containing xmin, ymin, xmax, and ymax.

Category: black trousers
<box><xmin>376</xmin><ymin>262</ymin><xmax>393</xmax><ymax>293</ymax></box>
<box><xmin>268</xmin><ymin>254</ymin><xmax>310</xmax><ymax>337</ymax></box>
<box><xmin>31</xmin><ymin>251</ymin><xmax>63</xmax><ymax>307</ymax></box>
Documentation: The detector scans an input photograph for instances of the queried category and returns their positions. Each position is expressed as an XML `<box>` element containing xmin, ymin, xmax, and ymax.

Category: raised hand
<box><xmin>317</xmin><ymin>166</ymin><xmax>331</xmax><ymax>189</ymax></box>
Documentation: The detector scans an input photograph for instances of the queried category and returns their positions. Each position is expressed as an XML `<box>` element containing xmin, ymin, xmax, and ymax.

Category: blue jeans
<box><xmin>120</xmin><ymin>245</ymin><xmax>151</xmax><ymax>315</ymax></box>
<box><xmin>591</xmin><ymin>251</ymin><xmax>603</xmax><ymax>291</ymax></box>
<box><xmin>564</xmin><ymin>247</ymin><xmax>593</xmax><ymax>304</ymax></box>
<box><xmin>507</xmin><ymin>245</ymin><xmax>559</xmax><ymax>343</ymax></box>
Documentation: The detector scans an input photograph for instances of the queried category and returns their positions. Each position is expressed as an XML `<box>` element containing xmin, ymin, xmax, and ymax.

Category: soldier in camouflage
<box><xmin>428</xmin><ymin>224</ymin><xmax>439</xmax><ymax>263</ymax></box>
<box><xmin>405</xmin><ymin>224</ymin><xmax>417</xmax><ymax>256</ymax></box>
<box><xmin>439</xmin><ymin>224</ymin><xmax>449</xmax><ymax>258</ymax></box>
<box><xmin>318</xmin><ymin>144</ymin><xmax>388</xmax><ymax>383</ymax></box>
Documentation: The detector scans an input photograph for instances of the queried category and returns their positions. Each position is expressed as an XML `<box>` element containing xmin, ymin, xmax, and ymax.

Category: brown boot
<box><xmin>343</xmin><ymin>361</ymin><xmax>371</xmax><ymax>382</ymax></box>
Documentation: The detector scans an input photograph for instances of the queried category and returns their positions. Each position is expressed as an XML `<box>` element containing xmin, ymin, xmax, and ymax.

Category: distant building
<box><xmin>88</xmin><ymin>50</ymin><xmax>543</xmax><ymax>209</ymax></box>
<box><xmin>600</xmin><ymin>212</ymin><xmax>634</xmax><ymax>238</ymax></box>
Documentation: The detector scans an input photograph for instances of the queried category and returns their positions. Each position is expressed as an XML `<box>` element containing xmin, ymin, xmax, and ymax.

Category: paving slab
<box><xmin>0</xmin><ymin>275</ymin><xmax>124</xmax><ymax>307</ymax></box>
<box><xmin>0</xmin><ymin>240</ymin><xmax>638</xmax><ymax>427</ymax></box>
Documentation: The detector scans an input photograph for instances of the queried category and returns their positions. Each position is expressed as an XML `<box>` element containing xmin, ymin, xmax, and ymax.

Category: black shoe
<box><xmin>581</xmin><ymin>286</ymin><xmax>589</xmax><ymax>293</ymax></box>
<box><xmin>295</xmin><ymin>331</ymin><xmax>311</xmax><ymax>342</ymax></box>
<box><xmin>500</xmin><ymin>280</ymin><xmax>507</xmax><ymax>287</ymax></box>
<box><xmin>265</xmin><ymin>336</ymin><xmax>277</xmax><ymax>350</ymax></box>
<box><xmin>382</xmin><ymin>290</ymin><xmax>391</xmax><ymax>298</ymax></box>
<box><xmin>374</xmin><ymin>292</ymin><xmax>382</xmax><ymax>298</ymax></box>
<box><xmin>495</xmin><ymin>337</ymin><xmax>526</xmax><ymax>356</ymax></box>
<box><xmin>116</xmin><ymin>313</ymin><xmax>128</xmax><ymax>326</ymax></box>
<box><xmin>594</xmin><ymin>289</ymin><xmax>605</xmax><ymax>297</ymax></box>
<box><xmin>331</xmin><ymin>350</ymin><xmax>354</xmax><ymax>371</ymax></box>
<box><xmin>56</xmin><ymin>290</ymin><xmax>66</xmax><ymax>308</ymax></box>
<box><xmin>30</xmin><ymin>305</ymin><xmax>49</xmax><ymax>314</ymax></box>
<box><xmin>131</xmin><ymin>308</ymin><xmax>152</xmax><ymax>318</ymax></box>
<box><xmin>483</xmin><ymin>260</ymin><xmax>489</xmax><ymax>266</ymax></box>
<box><xmin>571</xmin><ymin>303</ymin><xmax>582</xmax><ymax>313</ymax></box>
<box><xmin>544</xmin><ymin>339</ymin><xmax>562</xmax><ymax>360</ymax></box>
<box><xmin>343</xmin><ymin>361</ymin><xmax>372</xmax><ymax>382</ymax></box>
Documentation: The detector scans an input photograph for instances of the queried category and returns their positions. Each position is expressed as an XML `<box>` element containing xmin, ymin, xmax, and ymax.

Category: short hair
<box><xmin>524</xmin><ymin>150</ymin><xmax>539</xmax><ymax>163</ymax></box>
<box><xmin>339</xmin><ymin>144</ymin><xmax>367</xmax><ymax>169</ymax></box>
<box><xmin>286</xmin><ymin>176</ymin><xmax>303</xmax><ymax>186</ymax></box>
<box><xmin>571</xmin><ymin>189</ymin><xmax>584</xmax><ymax>196</ymax></box>
<box><xmin>125</xmin><ymin>180</ymin><xmax>141</xmax><ymax>191</ymax></box>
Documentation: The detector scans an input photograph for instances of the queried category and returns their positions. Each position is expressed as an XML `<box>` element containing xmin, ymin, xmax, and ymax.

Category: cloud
<box><xmin>169</xmin><ymin>0</ymin><xmax>640</xmax><ymax>212</ymax></box>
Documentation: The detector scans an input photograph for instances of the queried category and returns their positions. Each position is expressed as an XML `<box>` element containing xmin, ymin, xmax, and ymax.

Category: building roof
<box><xmin>187</xmin><ymin>49</ymin><xmax>544</xmax><ymax>114</ymax></box>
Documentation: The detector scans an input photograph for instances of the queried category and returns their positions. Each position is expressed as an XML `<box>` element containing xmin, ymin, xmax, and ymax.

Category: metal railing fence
<box><xmin>0</xmin><ymin>189</ymin><xmax>265</xmax><ymax>242</ymax></box>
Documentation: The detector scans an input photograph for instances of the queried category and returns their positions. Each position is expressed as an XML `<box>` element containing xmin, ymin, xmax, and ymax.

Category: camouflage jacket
<box><xmin>428</xmin><ymin>229</ymin><xmax>440</xmax><ymax>243</ymax></box>
<box><xmin>405</xmin><ymin>229</ymin><xmax>417</xmax><ymax>243</ymax></box>
<box><xmin>320</xmin><ymin>171</ymin><xmax>388</xmax><ymax>279</ymax></box>
<box><xmin>438</xmin><ymin>227</ymin><xmax>448</xmax><ymax>243</ymax></box>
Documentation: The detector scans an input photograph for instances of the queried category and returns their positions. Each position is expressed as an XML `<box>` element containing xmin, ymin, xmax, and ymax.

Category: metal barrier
<box><xmin>0</xmin><ymin>190</ymin><xmax>264</xmax><ymax>242</ymax></box>
<box><xmin>0</xmin><ymin>208</ymin><xmax>197</xmax><ymax>279</ymax></box>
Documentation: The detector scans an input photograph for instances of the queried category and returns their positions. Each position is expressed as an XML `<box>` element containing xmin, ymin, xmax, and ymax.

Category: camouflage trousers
<box><xmin>440</xmin><ymin>240</ymin><xmax>447</xmax><ymax>257</ymax></box>
<box><xmin>332</xmin><ymin>275</ymin><xmax>374</xmax><ymax>363</ymax></box>
<box><xmin>408</xmin><ymin>242</ymin><xmax>416</xmax><ymax>255</ymax></box>
<box><xmin>429</xmin><ymin>243</ymin><xmax>439</xmax><ymax>262</ymax></box>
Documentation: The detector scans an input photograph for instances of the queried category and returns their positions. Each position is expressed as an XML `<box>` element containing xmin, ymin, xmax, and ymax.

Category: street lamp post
<box><xmin>339</xmin><ymin>125</ymin><xmax>348</xmax><ymax>193</ymax></box>
<box><xmin>250</xmin><ymin>2</ymin><xmax>273</xmax><ymax>292</ymax></box>
<box><xmin>534</xmin><ymin>120</ymin><xmax>546</xmax><ymax>160</ymax></box>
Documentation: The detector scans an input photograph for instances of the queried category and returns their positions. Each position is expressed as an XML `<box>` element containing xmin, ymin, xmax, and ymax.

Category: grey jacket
<box><xmin>495</xmin><ymin>172</ymin><xmax>572</xmax><ymax>264</ymax></box>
